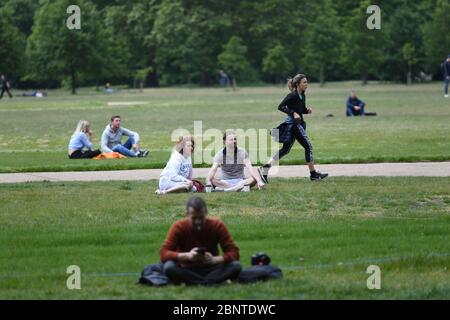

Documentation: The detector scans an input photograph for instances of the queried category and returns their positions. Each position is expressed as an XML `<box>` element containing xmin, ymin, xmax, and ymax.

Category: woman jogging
<box><xmin>156</xmin><ymin>136</ymin><xmax>197</xmax><ymax>195</ymax></box>
<box><xmin>259</xmin><ymin>74</ymin><xmax>328</xmax><ymax>182</ymax></box>
<box><xmin>68</xmin><ymin>120</ymin><xmax>101</xmax><ymax>159</ymax></box>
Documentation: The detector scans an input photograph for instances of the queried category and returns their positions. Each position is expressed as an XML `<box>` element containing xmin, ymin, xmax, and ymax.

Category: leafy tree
<box><xmin>239</xmin><ymin>0</ymin><xmax>305</xmax><ymax>72</ymax></box>
<box><xmin>134</xmin><ymin>67</ymin><xmax>153</xmax><ymax>91</ymax></box>
<box><xmin>382</xmin><ymin>0</ymin><xmax>430</xmax><ymax>82</ymax></box>
<box><xmin>128</xmin><ymin>1</ymin><xmax>160</xmax><ymax>65</ymax></box>
<box><xmin>152</xmin><ymin>0</ymin><xmax>232</xmax><ymax>85</ymax></box>
<box><xmin>26</xmin><ymin>0</ymin><xmax>126</xmax><ymax>94</ymax></box>
<box><xmin>218</xmin><ymin>36</ymin><xmax>253</xmax><ymax>86</ymax></box>
<box><xmin>151</xmin><ymin>0</ymin><xmax>191</xmax><ymax>85</ymax></box>
<box><xmin>1</xmin><ymin>0</ymin><xmax>40</xmax><ymax>36</ymax></box>
<box><xmin>423</xmin><ymin>0</ymin><xmax>450</xmax><ymax>76</ymax></box>
<box><xmin>342</xmin><ymin>0</ymin><xmax>388</xmax><ymax>84</ymax></box>
<box><xmin>0</xmin><ymin>7</ymin><xmax>25</xmax><ymax>78</ymax></box>
<box><xmin>262</xmin><ymin>43</ymin><xmax>293</xmax><ymax>83</ymax></box>
<box><xmin>402</xmin><ymin>43</ymin><xmax>417</xmax><ymax>85</ymax></box>
<box><xmin>1</xmin><ymin>0</ymin><xmax>447</xmax><ymax>88</ymax></box>
<box><xmin>303</xmin><ymin>0</ymin><xmax>342</xmax><ymax>86</ymax></box>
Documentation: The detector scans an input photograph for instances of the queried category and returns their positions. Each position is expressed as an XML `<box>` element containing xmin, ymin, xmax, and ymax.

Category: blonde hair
<box><xmin>74</xmin><ymin>120</ymin><xmax>91</xmax><ymax>135</ymax></box>
<box><xmin>174</xmin><ymin>136</ymin><xmax>195</xmax><ymax>155</ymax></box>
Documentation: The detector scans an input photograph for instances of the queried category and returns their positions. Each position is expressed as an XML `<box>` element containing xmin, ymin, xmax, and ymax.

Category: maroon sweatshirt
<box><xmin>159</xmin><ymin>217</ymin><xmax>239</xmax><ymax>264</ymax></box>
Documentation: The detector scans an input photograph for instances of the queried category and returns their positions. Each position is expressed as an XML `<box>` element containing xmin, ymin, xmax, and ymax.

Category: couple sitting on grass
<box><xmin>155</xmin><ymin>130</ymin><xmax>266</xmax><ymax>195</ymax></box>
<box><xmin>68</xmin><ymin>115</ymin><xmax>149</xmax><ymax>159</ymax></box>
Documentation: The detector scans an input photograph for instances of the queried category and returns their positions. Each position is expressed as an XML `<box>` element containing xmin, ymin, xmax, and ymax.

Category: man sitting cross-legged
<box><xmin>205</xmin><ymin>130</ymin><xmax>266</xmax><ymax>192</ymax></box>
<box><xmin>160</xmin><ymin>197</ymin><xmax>242</xmax><ymax>286</ymax></box>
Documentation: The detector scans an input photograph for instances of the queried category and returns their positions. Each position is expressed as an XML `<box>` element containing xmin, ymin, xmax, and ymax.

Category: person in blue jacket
<box><xmin>346</xmin><ymin>91</ymin><xmax>366</xmax><ymax>116</ymax></box>
<box><xmin>68</xmin><ymin>120</ymin><xmax>101</xmax><ymax>159</ymax></box>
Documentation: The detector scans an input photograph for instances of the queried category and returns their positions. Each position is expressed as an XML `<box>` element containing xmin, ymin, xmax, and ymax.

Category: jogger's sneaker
<box><xmin>310</xmin><ymin>171</ymin><xmax>328</xmax><ymax>181</ymax></box>
<box><xmin>258</xmin><ymin>165</ymin><xmax>270</xmax><ymax>184</ymax></box>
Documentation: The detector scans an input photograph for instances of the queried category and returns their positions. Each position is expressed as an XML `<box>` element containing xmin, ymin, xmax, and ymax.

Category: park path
<box><xmin>0</xmin><ymin>162</ymin><xmax>449</xmax><ymax>184</ymax></box>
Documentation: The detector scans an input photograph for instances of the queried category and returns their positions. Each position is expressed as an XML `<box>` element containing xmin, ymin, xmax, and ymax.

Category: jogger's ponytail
<box><xmin>287</xmin><ymin>74</ymin><xmax>306</xmax><ymax>91</ymax></box>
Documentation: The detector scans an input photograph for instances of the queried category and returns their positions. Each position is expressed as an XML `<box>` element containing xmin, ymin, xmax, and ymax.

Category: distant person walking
<box><xmin>259</xmin><ymin>74</ymin><xmax>328</xmax><ymax>182</ymax></box>
<box><xmin>0</xmin><ymin>75</ymin><xmax>13</xmax><ymax>99</ymax></box>
<box><xmin>218</xmin><ymin>70</ymin><xmax>230</xmax><ymax>87</ymax></box>
<box><xmin>68</xmin><ymin>120</ymin><xmax>101</xmax><ymax>159</ymax></box>
<box><xmin>443</xmin><ymin>54</ymin><xmax>450</xmax><ymax>98</ymax></box>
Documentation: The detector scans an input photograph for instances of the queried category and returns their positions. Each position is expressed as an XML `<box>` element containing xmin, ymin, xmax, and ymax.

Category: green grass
<box><xmin>1</xmin><ymin>82</ymin><xmax>449</xmax><ymax>173</ymax></box>
<box><xmin>0</xmin><ymin>177</ymin><xmax>449</xmax><ymax>299</ymax></box>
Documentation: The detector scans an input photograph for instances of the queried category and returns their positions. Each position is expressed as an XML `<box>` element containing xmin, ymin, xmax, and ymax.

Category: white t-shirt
<box><xmin>160</xmin><ymin>151</ymin><xmax>193</xmax><ymax>182</ymax></box>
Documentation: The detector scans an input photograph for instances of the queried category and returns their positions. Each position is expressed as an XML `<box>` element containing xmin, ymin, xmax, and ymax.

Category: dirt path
<box><xmin>0</xmin><ymin>162</ymin><xmax>449</xmax><ymax>184</ymax></box>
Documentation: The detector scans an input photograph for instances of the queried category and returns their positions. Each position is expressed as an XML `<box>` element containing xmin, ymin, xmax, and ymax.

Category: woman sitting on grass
<box><xmin>156</xmin><ymin>136</ymin><xmax>196</xmax><ymax>195</ymax></box>
<box><xmin>68</xmin><ymin>120</ymin><xmax>101</xmax><ymax>159</ymax></box>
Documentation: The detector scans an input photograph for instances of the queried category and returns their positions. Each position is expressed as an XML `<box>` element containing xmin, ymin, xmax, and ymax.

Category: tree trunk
<box><xmin>362</xmin><ymin>72</ymin><xmax>368</xmax><ymax>86</ymax></box>
<box><xmin>70</xmin><ymin>62</ymin><xmax>76</xmax><ymax>94</ymax></box>
<box><xmin>319</xmin><ymin>63</ymin><xmax>325</xmax><ymax>87</ymax></box>
<box><xmin>407</xmin><ymin>62</ymin><xmax>412</xmax><ymax>85</ymax></box>
<box><xmin>231</xmin><ymin>78</ymin><xmax>237</xmax><ymax>90</ymax></box>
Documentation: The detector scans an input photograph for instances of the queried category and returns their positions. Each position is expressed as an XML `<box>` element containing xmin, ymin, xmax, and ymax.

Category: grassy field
<box><xmin>0</xmin><ymin>177</ymin><xmax>449</xmax><ymax>299</ymax></box>
<box><xmin>1</xmin><ymin>82</ymin><xmax>449</xmax><ymax>173</ymax></box>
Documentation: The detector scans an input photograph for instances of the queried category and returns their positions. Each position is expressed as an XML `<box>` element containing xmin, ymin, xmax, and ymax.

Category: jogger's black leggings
<box><xmin>274</xmin><ymin>124</ymin><xmax>314</xmax><ymax>163</ymax></box>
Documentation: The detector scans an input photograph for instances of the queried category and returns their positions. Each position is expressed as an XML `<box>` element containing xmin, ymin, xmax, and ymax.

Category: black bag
<box><xmin>237</xmin><ymin>265</ymin><xmax>283</xmax><ymax>284</ymax></box>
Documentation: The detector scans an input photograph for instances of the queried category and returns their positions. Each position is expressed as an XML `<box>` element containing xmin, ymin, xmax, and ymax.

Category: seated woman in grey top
<box><xmin>68</xmin><ymin>120</ymin><xmax>101</xmax><ymax>159</ymax></box>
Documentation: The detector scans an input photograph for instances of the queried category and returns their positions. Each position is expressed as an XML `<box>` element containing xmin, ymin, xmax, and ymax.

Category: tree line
<box><xmin>0</xmin><ymin>0</ymin><xmax>449</xmax><ymax>93</ymax></box>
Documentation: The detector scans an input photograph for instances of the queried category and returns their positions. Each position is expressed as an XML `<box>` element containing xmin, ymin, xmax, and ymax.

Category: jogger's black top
<box><xmin>278</xmin><ymin>90</ymin><xmax>309</xmax><ymax>122</ymax></box>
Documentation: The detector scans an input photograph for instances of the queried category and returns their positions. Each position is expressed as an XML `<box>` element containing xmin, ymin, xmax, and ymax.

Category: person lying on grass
<box><xmin>160</xmin><ymin>197</ymin><xmax>242</xmax><ymax>286</ymax></box>
<box><xmin>101</xmin><ymin>115</ymin><xmax>149</xmax><ymax>158</ymax></box>
<box><xmin>205</xmin><ymin>130</ymin><xmax>266</xmax><ymax>192</ymax></box>
<box><xmin>68</xmin><ymin>120</ymin><xmax>101</xmax><ymax>159</ymax></box>
<box><xmin>156</xmin><ymin>136</ymin><xmax>196</xmax><ymax>195</ymax></box>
